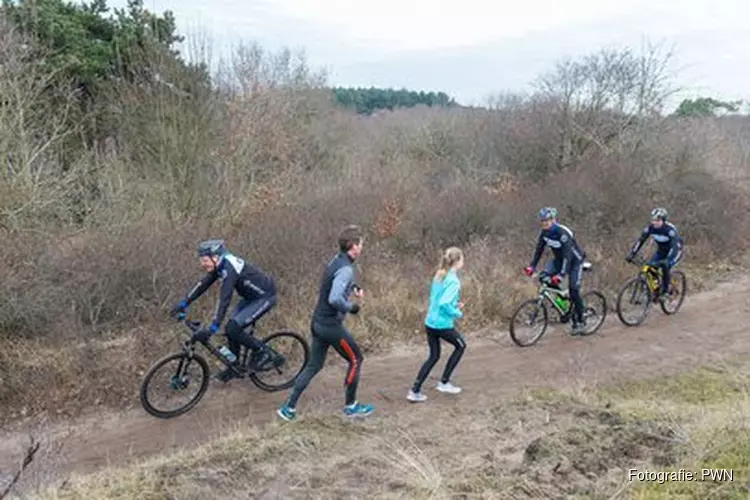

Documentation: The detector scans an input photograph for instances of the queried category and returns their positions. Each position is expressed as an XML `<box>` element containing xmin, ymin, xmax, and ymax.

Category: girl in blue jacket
<box><xmin>408</xmin><ymin>247</ymin><xmax>467</xmax><ymax>402</ymax></box>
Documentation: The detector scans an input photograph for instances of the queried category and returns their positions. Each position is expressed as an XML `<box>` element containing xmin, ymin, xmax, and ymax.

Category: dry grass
<box><xmin>19</xmin><ymin>358</ymin><xmax>749</xmax><ymax>500</ymax></box>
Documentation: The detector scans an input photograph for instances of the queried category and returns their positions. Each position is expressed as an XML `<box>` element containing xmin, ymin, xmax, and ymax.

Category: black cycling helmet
<box><xmin>651</xmin><ymin>207</ymin><xmax>668</xmax><ymax>221</ymax></box>
<box><xmin>197</xmin><ymin>239</ymin><xmax>226</xmax><ymax>257</ymax></box>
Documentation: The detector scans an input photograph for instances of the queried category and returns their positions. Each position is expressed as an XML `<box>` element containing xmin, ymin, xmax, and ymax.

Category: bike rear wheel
<box><xmin>579</xmin><ymin>290</ymin><xmax>607</xmax><ymax>335</ymax></box>
<box><xmin>250</xmin><ymin>329</ymin><xmax>310</xmax><ymax>392</ymax></box>
<box><xmin>509</xmin><ymin>299</ymin><xmax>549</xmax><ymax>347</ymax></box>
<box><xmin>660</xmin><ymin>270</ymin><xmax>687</xmax><ymax>315</ymax></box>
<box><xmin>616</xmin><ymin>275</ymin><xmax>653</xmax><ymax>326</ymax></box>
<box><xmin>140</xmin><ymin>352</ymin><xmax>210</xmax><ymax>419</ymax></box>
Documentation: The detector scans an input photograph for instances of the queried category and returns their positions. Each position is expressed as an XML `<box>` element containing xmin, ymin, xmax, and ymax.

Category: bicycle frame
<box><xmin>532</xmin><ymin>260</ymin><xmax>594</xmax><ymax>318</ymax></box>
<box><xmin>630</xmin><ymin>256</ymin><xmax>664</xmax><ymax>297</ymax></box>
<box><xmin>534</xmin><ymin>274</ymin><xmax>571</xmax><ymax>319</ymax></box>
<box><xmin>173</xmin><ymin>313</ymin><xmax>247</xmax><ymax>378</ymax></box>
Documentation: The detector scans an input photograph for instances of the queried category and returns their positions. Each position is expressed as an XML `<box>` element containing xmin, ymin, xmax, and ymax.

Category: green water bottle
<box><xmin>554</xmin><ymin>295</ymin><xmax>568</xmax><ymax>311</ymax></box>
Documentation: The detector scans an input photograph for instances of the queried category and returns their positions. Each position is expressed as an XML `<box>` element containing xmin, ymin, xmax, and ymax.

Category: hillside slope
<box><xmin>2</xmin><ymin>274</ymin><xmax>750</xmax><ymax>498</ymax></box>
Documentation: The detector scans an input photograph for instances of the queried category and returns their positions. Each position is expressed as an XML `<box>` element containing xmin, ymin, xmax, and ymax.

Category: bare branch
<box><xmin>531</xmin><ymin>40</ymin><xmax>680</xmax><ymax>169</ymax></box>
<box><xmin>0</xmin><ymin>436</ymin><xmax>40</xmax><ymax>499</ymax></box>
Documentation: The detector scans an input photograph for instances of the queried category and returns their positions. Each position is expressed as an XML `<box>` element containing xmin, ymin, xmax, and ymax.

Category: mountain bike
<box><xmin>139</xmin><ymin>313</ymin><xmax>309</xmax><ymax>419</ymax></box>
<box><xmin>615</xmin><ymin>256</ymin><xmax>687</xmax><ymax>326</ymax></box>
<box><xmin>509</xmin><ymin>262</ymin><xmax>607</xmax><ymax>347</ymax></box>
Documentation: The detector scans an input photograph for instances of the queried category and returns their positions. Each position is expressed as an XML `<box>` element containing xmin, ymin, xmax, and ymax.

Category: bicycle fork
<box><xmin>628</xmin><ymin>276</ymin><xmax>653</xmax><ymax>306</ymax></box>
<box><xmin>170</xmin><ymin>352</ymin><xmax>192</xmax><ymax>390</ymax></box>
<box><xmin>523</xmin><ymin>297</ymin><xmax>545</xmax><ymax>325</ymax></box>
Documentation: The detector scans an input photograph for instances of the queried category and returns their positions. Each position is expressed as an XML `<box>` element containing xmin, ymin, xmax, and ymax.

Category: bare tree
<box><xmin>215</xmin><ymin>41</ymin><xmax>327</xmax><ymax>98</ymax></box>
<box><xmin>534</xmin><ymin>40</ymin><xmax>681</xmax><ymax>170</ymax></box>
<box><xmin>0</xmin><ymin>18</ymin><xmax>83</xmax><ymax>229</ymax></box>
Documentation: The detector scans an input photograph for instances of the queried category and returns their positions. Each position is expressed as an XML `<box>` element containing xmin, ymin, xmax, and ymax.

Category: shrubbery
<box><xmin>1</xmin><ymin>2</ymin><xmax>749</xmax><ymax>418</ymax></box>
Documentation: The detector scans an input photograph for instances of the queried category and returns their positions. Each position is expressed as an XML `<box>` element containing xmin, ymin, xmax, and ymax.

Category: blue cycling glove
<box><xmin>169</xmin><ymin>299</ymin><xmax>189</xmax><ymax>318</ymax></box>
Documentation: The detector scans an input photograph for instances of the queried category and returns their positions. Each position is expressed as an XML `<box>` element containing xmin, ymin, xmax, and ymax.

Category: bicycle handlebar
<box><xmin>174</xmin><ymin>312</ymin><xmax>202</xmax><ymax>333</ymax></box>
<box><xmin>525</xmin><ymin>271</ymin><xmax>556</xmax><ymax>285</ymax></box>
<box><xmin>628</xmin><ymin>256</ymin><xmax>647</xmax><ymax>266</ymax></box>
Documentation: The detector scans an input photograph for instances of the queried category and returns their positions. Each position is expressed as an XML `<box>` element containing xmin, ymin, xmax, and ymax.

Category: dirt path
<box><xmin>2</xmin><ymin>276</ymin><xmax>750</xmax><ymax>495</ymax></box>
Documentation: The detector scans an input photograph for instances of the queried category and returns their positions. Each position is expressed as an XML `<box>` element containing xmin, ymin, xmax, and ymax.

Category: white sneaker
<box><xmin>407</xmin><ymin>390</ymin><xmax>427</xmax><ymax>402</ymax></box>
<box><xmin>436</xmin><ymin>381</ymin><xmax>462</xmax><ymax>394</ymax></box>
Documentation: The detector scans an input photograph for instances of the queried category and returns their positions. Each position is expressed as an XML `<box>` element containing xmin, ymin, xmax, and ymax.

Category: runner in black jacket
<box><xmin>276</xmin><ymin>225</ymin><xmax>375</xmax><ymax>421</ymax></box>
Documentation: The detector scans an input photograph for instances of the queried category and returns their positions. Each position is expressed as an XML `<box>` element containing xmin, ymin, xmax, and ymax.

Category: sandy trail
<box><xmin>1</xmin><ymin>276</ymin><xmax>749</xmax><ymax>494</ymax></box>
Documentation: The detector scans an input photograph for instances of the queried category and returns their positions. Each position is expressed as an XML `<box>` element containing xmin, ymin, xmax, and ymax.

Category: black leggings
<box><xmin>285</xmin><ymin>321</ymin><xmax>364</xmax><ymax>408</ymax></box>
<box><xmin>650</xmin><ymin>248</ymin><xmax>683</xmax><ymax>294</ymax></box>
<box><xmin>545</xmin><ymin>259</ymin><xmax>584</xmax><ymax>324</ymax></box>
<box><xmin>412</xmin><ymin>326</ymin><xmax>466</xmax><ymax>393</ymax></box>
<box><xmin>224</xmin><ymin>296</ymin><xmax>277</xmax><ymax>357</ymax></box>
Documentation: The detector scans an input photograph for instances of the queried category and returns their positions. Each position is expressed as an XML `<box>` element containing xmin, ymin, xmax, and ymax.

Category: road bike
<box><xmin>615</xmin><ymin>256</ymin><xmax>687</xmax><ymax>326</ymax></box>
<box><xmin>139</xmin><ymin>313</ymin><xmax>309</xmax><ymax>419</ymax></box>
<box><xmin>509</xmin><ymin>262</ymin><xmax>607</xmax><ymax>347</ymax></box>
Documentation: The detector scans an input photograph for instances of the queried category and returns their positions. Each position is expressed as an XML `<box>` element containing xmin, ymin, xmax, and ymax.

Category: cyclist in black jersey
<box><xmin>169</xmin><ymin>239</ymin><xmax>278</xmax><ymax>382</ymax></box>
<box><xmin>524</xmin><ymin>207</ymin><xmax>588</xmax><ymax>335</ymax></box>
<box><xmin>626</xmin><ymin>207</ymin><xmax>684</xmax><ymax>299</ymax></box>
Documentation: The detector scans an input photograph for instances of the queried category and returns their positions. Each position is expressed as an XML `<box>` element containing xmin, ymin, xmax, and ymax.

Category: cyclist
<box><xmin>169</xmin><ymin>239</ymin><xmax>278</xmax><ymax>382</ymax></box>
<box><xmin>523</xmin><ymin>207</ymin><xmax>587</xmax><ymax>335</ymax></box>
<box><xmin>277</xmin><ymin>225</ymin><xmax>374</xmax><ymax>421</ymax></box>
<box><xmin>626</xmin><ymin>207</ymin><xmax>683</xmax><ymax>300</ymax></box>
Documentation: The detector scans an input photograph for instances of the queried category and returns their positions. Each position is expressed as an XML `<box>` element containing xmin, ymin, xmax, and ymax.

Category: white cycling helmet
<box><xmin>651</xmin><ymin>207</ymin><xmax>668</xmax><ymax>221</ymax></box>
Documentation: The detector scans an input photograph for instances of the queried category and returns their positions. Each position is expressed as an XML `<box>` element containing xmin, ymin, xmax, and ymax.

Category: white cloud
<box><xmin>268</xmin><ymin>0</ymin><xmax>656</xmax><ymax>51</ymax></box>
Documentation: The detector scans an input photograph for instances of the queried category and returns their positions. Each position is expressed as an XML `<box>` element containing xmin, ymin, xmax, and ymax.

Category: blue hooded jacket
<box><xmin>424</xmin><ymin>269</ymin><xmax>463</xmax><ymax>330</ymax></box>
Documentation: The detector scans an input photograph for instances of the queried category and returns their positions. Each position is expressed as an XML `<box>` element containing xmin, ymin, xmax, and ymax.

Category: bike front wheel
<box><xmin>250</xmin><ymin>329</ymin><xmax>310</xmax><ymax>392</ymax></box>
<box><xmin>660</xmin><ymin>270</ymin><xmax>687</xmax><ymax>315</ymax></box>
<box><xmin>616</xmin><ymin>275</ymin><xmax>653</xmax><ymax>326</ymax></box>
<box><xmin>509</xmin><ymin>299</ymin><xmax>549</xmax><ymax>347</ymax></box>
<box><xmin>140</xmin><ymin>352</ymin><xmax>210</xmax><ymax>419</ymax></box>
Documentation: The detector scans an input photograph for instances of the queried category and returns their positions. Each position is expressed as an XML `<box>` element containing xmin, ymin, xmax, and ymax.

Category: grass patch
<box><xmin>601</xmin><ymin>363</ymin><xmax>750</xmax><ymax>406</ymax></box>
<box><xmin>591</xmin><ymin>360</ymin><xmax>750</xmax><ymax>425</ymax></box>
<box><xmin>629</xmin><ymin>433</ymin><xmax>750</xmax><ymax>499</ymax></box>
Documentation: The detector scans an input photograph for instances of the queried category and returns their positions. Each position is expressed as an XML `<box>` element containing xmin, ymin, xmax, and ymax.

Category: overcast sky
<box><xmin>116</xmin><ymin>0</ymin><xmax>748</xmax><ymax>108</ymax></box>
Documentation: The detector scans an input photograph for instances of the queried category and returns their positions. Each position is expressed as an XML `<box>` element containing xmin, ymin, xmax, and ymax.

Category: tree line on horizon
<box><xmin>330</xmin><ymin>86</ymin><xmax>459</xmax><ymax>114</ymax></box>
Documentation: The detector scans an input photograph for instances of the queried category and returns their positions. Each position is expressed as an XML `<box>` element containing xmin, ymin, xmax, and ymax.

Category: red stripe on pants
<box><xmin>339</xmin><ymin>339</ymin><xmax>358</xmax><ymax>385</ymax></box>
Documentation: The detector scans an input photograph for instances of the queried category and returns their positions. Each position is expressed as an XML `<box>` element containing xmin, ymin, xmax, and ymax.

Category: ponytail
<box><xmin>434</xmin><ymin>247</ymin><xmax>463</xmax><ymax>281</ymax></box>
<box><xmin>435</xmin><ymin>254</ymin><xmax>450</xmax><ymax>281</ymax></box>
